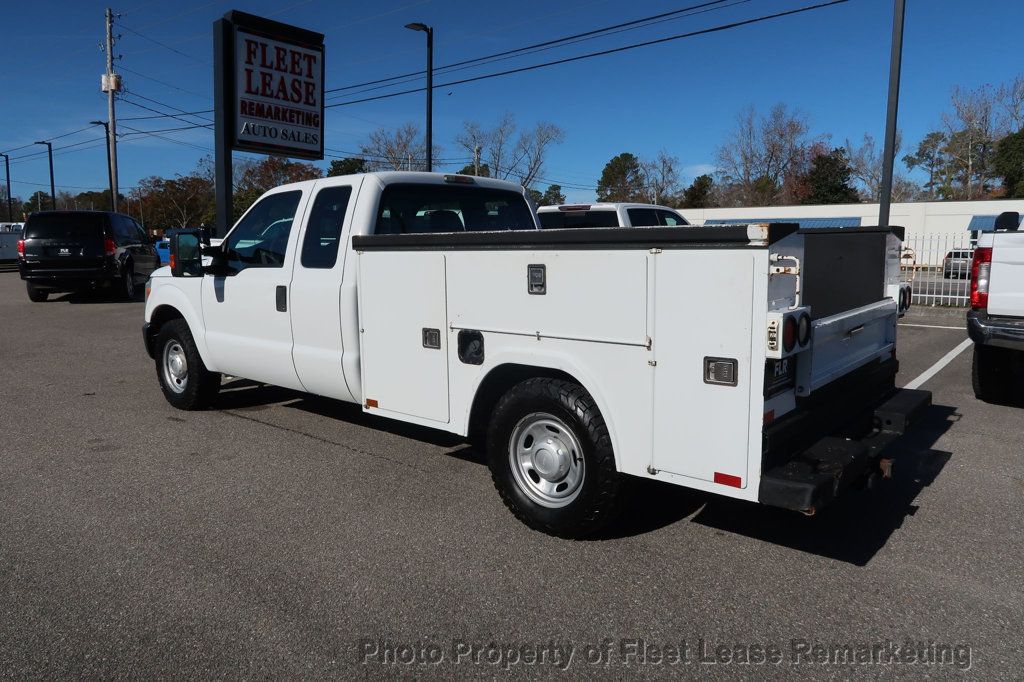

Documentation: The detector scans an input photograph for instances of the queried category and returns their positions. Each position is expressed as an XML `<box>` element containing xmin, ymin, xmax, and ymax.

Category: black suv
<box><xmin>18</xmin><ymin>211</ymin><xmax>159</xmax><ymax>302</ymax></box>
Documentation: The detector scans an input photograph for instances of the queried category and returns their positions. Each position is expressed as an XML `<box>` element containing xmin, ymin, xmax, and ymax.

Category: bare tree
<box><xmin>845</xmin><ymin>132</ymin><xmax>916</xmax><ymax>201</ymax></box>
<box><xmin>942</xmin><ymin>84</ymin><xmax>1002</xmax><ymax>199</ymax></box>
<box><xmin>455</xmin><ymin>114</ymin><xmax>565</xmax><ymax>189</ymax></box>
<box><xmin>360</xmin><ymin>123</ymin><xmax>431</xmax><ymax>171</ymax></box>
<box><xmin>997</xmin><ymin>74</ymin><xmax>1024</xmax><ymax>133</ymax></box>
<box><xmin>640</xmin><ymin>150</ymin><xmax>681</xmax><ymax>205</ymax></box>
<box><xmin>716</xmin><ymin>104</ymin><xmax>815</xmax><ymax>206</ymax></box>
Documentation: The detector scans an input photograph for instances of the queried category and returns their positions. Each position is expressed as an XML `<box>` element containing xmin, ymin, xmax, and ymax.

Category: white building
<box><xmin>678</xmin><ymin>199</ymin><xmax>1024</xmax><ymax>240</ymax></box>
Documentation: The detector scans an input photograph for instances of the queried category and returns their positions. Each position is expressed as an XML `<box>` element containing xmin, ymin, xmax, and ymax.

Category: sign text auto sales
<box><xmin>234</xmin><ymin>30</ymin><xmax>323</xmax><ymax>158</ymax></box>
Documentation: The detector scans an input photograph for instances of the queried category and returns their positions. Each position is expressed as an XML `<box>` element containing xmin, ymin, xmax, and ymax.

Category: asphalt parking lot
<box><xmin>1</xmin><ymin>267</ymin><xmax>1021</xmax><ymax>678</ymax></box>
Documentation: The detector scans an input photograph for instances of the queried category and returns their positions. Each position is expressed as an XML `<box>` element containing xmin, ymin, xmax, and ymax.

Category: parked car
<box><xmin>17</xmin><ymin>211</ymin><xmax>160</xmax><ymax>302</ymax></box>
<box><xmin>943</xmin><ymin>249</ymin><xmax>974</xmax><ymax>279</ymax></box>
<box><xmin>537</xmin><ymin>203</ymin><xmax>689</xmax><ymax>229</ymax></box>
<box><xmin>144</xmin><ymin>171</ymin><xmax>927</xmax><ymax>537</ymax></box>
<box><xmin>155</xmin><ymin>239</ymin><xmax>171</xmax><ymax>265</ymax></box>
<box><xmin>967</xmin><ymin>211</ymin><xmax>1024</xmax><ymax>402</ymax></box>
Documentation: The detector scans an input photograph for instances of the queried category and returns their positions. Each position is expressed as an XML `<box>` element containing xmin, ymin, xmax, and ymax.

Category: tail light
<box><xmin>970</xmin><ymin>247</ymin><xmax>992</xmax><ymax>309</ymax></box>
<box><xmin>782</xmin><ymin>315</ymin><xmax>798</xmax><ymax>352</ymax></box>
<box><xmin>16</xmin><ymin>239</ymin><xmax>25</xmax><ymax>259</ymax></box>
<box><xmin>104</xmin><ymin>237</ymin><xmax>117</xmax><ymax>256</ymax></box>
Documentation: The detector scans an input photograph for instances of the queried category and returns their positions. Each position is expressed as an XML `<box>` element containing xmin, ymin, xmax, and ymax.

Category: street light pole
<box><xmin>90</xmin><ymin>120</ymin><xmax>116</xmax><ymax>211</ymax></box>
<box><xmin>405</xmin><ymin>22</ymin><xmax>433</xmax><ymax>172</ymax></box>
<box><xmin>878</xmin><ymin>0</ymin><xmax>906</xmax><ymax>229</ymax></box>
<box><xmin>34</xmin><ymin>141</ymin><xmax>56</xmax><ymax>211</ymax></box>
<box><xmin>0</xmin><ymin>152</ymin><xmax>12</xmax><ymax>221</ymax></box>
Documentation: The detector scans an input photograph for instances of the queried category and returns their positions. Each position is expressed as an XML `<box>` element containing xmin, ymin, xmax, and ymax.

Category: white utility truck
<box><xmin>967</xmin><ymin>210</ymin><xmax>1024</xmax><ymax>402</ymax></box>
<box><xmin>144</xmin><ymin>172</ymin><xmax>927</xmax><ymax>538</ymax></box>
<box><xmin>537</xmin><ymin>202</ymin><xmax>689</xmax><ymax>229</ymax></box>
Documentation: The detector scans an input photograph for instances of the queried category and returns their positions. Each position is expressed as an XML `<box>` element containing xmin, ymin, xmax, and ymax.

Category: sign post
<box><xmin>213</xmin><ymin>11</ymin><xmax>325</xmax><ymax>238</ymax></box>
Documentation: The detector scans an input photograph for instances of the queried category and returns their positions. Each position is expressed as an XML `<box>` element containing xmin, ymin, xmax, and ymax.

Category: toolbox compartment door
<box><xmin>358</xmin><ymin>251</ymin><xmax>450</xmax><ymax>423</ymax></box>
<box><xmin>651</xmin><ymin>250</ymin><xmax>759</xmax><ymax>486</ymax></box>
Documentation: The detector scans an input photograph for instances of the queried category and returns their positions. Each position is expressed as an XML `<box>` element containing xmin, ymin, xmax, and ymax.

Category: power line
<box><xmin>118</xmin><ymin>64</ymin><xmax>211</xmax><ymax>100</ymax></box>
<box><xmin>328</xmin><ymin>0</ymin><xmax>753</xmax><ymax>103</ymax></box>
<box><xmin>325</xmin><ymin>0</ymin><xmax>731</xmax><ymax>96</ymax></box>
<box><xmin>115</xmin><ymin>20</ymin><xmax>212</xmax><ymax>66</ymax></box>
<box><xmin>327</xmin><ymin>0</ymin><xmax>849</xmax><ymax>109</ymax></box>
<box><xmin>120</xmin><ymin>108</ymin><xmax>215</xmax><ymax>121</ymax></box>
<box><xmin>118</xmin><ymin>95</ymin><xmax>214</xmax><ymax>127</ymax></box>
<box><xmin>118</xmin><ymin>124</ymin><xmax>214</xmax><ymax>153</ymax></box>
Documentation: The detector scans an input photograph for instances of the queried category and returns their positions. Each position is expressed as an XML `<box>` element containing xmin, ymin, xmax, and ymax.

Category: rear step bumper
<box><xmin>759</xmin><ymin>388</ymin><xmax>931</xmax><ymax>513</ymax></box>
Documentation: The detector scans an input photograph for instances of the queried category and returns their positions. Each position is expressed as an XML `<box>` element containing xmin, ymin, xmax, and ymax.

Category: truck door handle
<box><xmin>276</xmin><ymin>285</ymin><xmax>287</xmax><ymax>312</ymax></box>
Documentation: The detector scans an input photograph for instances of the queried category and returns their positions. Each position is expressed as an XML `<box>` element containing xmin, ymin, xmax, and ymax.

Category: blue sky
<box><xmin>2</xmin><ymin>0</ymin><xmax>1022</xmax><ymax>206</ymax></box>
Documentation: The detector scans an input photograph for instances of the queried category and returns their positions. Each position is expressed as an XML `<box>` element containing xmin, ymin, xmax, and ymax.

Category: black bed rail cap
<box><xmin>352</xmin><ymin>222</ymin><xmax>800</xmax><ymax>251</ymax></box>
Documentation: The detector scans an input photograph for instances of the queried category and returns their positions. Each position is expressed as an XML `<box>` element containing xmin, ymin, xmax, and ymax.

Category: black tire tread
<box><xmin>25</xmin><ymin>283</ymin><xmax>47</xmax><ymax>302</ymax></box>
<box><xmin>155</xmin><ymin>319</ymin><xmax>221</xmax><ymax>410</ymax></box>
<box><xmin>487</xmin><ymin>377</ymin><xmax>627</xmax><ymax>539</ymax></box>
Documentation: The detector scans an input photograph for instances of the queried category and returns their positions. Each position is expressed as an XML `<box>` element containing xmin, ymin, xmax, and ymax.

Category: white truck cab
<box><xmin>537</xmin><ymin>202</ymin><xmax>689</xmax><ymax>229</ymax></box>
<box><xmin>967</xmin><ymin>211</ymin><xmax>1024</xmax><ymax>402</ymax></box>
<box><xmin>144</xmin><ymin>171</ymin><xmax>928</xmax><ymax>538</ymax></box>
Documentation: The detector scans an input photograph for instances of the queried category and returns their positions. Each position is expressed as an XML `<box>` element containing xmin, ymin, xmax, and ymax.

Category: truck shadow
<box><xmin>635</xmin><ymin>404</ymin><xmax>959</xmax><ymax>566</ymax></box>
<box><xmin>212</xmin><ymin>378</ymin><xmax>958</xmax><ymax>565</ymax></box>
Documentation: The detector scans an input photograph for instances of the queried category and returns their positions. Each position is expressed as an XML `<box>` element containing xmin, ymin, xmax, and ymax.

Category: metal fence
<box><xmin>899</xmin><ymin>233</ymin><xmax>974</xmax><ymax>307</ymax></box>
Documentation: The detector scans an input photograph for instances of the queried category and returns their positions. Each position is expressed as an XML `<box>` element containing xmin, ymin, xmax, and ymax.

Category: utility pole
<box><xmin>473</xmin><ymin>145</ymin><xmax>481</xmax><ymax>176</ymax></box>
<box><xmin>102</xmin><ymin>7</ymin><xmax>121</xmax><ymax>213</ymax></box>
<box><xmin>878</xmin><ymin>0</ymin><xmax>905</xmax><ymax>228</ymax></box>
<box><xmin>0</xmin><ymin>153</ymin><xmax>11</xmax><ymax>221</ymax></box>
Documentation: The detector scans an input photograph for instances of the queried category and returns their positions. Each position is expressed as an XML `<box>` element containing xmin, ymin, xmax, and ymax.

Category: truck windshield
<box><xmin>375</xmin><ymin>184</ymin><xmax>535</xmax><ymax>234</ymax></box>
<box><xmin>538</xmin><ymin>211</ymin><xmax>619</xmax><ymax>229</ymax></box>
<box><xmin>24</xmin><ymin>213</ymin><xmax>107</xmax><ymax>240</ymax></box>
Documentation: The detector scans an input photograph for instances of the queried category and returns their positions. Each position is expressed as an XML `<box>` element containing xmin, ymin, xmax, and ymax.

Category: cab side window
<box><xmin>657</xmin><ymin>210</ymin><xmax>688</xmax><ymax>226</ymax></box>
<box><xmin>225</xmin><ymin>191</ymin><xmax>302</xmax><ymax>271</ymax></box>
<box><xmin>112</xmin><ymin>215</ymin><xmax>136</xmax><ymax>244</ymax></box>
<box><xmin>301</xmin><ymin>186</ymin><xmax>352</xmax><ymax>269</ymax></box>
<box><xmin>626</xmin><ymin>208</ymin><xmax>659</xmax><ymax>227</ymax></box>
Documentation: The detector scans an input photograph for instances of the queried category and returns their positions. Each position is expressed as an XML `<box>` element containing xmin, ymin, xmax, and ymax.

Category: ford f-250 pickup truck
<box><xmin>967</xmin><ymin>211</ymin><xmax>1024</xmax><ymax>402</ymax></box>
<box><xmin>143</xmin><ymin>171</ymin><xmax>927</xmax><ymax>538</ymax></box>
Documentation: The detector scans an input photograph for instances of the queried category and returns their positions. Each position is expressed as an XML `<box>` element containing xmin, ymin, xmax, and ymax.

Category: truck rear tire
<box><xmin>972</xmin><ymin>345</ymin><xmax>1012</xmax><ymax>403</ymax></box>
<box><xmin>486</xmin><ymin>377</ymin><xmax>628</xmax><ymax>538</ymax></box>
<box><xmin>26</xmin><ymin>283</ymin><xmax>48</xmax><ymax>302</ymax></box>
<box><xmin>155</xmin><ymin>319</ymin><xmax>221</xmax><ymax>410</ymax></box>
<box><xmin>120</xmin><ymin>262</ymin><xmax>136</xmax><ymax>301</ymax></box>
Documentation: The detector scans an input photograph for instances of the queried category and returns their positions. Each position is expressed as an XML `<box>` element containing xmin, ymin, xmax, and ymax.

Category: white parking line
<box><xmin>898</xmin><ymin>323</ymin><xmax>966</xmax><ymax>331</ymax></box>
<box><xmin>904</xmin><ymin>338</ymin><xmax>973</xmax><ymax>390</ymax></box>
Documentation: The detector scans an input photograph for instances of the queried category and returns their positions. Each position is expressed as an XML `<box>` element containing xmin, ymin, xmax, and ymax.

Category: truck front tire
<box><xmin>155</xmin><ymin>319</ymin><xmax>221</xmax><ymax>410</ymax></box>
<box><xmin>487</xmin><ymin>377</ymin><xmax>628</xmax><ymax>538</ymax></box>
<box><xmin>972</xmin><ymin>345</ymin><xmax>1014</xmax><ymax>403</ymax></box>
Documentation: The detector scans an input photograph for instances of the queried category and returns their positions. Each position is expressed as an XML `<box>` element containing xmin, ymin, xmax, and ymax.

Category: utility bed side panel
<box><xmin>358</xmin><ymin>251</ymin><xmax>450</xmax><ymax>423</ymax></box>
<box><xmin>989</xmin><ymin>232</ymin><xmax>1024</xmax><ymax>317</ymax></box>
<box><xmin>445</xmin><ymin>250</ymin><xmax>648</xmax><ymax>346</ymax></box>
<box><xmin>650</xmin><ymin>249</ymin><xmax>765</xmax><ymax>493</ymax></box>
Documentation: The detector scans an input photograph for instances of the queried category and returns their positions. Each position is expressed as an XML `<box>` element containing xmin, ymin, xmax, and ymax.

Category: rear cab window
<box><xmin>538</xmin><ymin>210</ymin><xmax>620</xmax><ymax>229</ymax></box>
<box><xmin>375</xmin><ymin>183</ymin><xmax>535</xmax><ymax>234</ymax></box>
<box><xmin>626</xmin><ymin>208</ymin><xmax>659</xmax><ymax>227</ymax></box>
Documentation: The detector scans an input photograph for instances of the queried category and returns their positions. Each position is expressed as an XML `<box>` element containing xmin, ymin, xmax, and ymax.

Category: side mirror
<box><xmin>170</xmin><ymin>232</ymin><xmax>203</xmax><ymax>277</ymax></box>
<box><xmin>994</xmin><ymin>211</ymin><xmax>1020</xmax><ymax>231</ymax></box>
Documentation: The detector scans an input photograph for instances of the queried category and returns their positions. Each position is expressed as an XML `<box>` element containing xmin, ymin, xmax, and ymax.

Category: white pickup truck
<box><xmin>144</xmin><ymin>171</ymin><xmax>927</xmax><ymax>537</ymax></box>
<box><xmin>967</xmin><ymin>211</ymin><xmax>1024</xmax><ymax>402</ymax></box>
<box><xmin>537</xmin><ymin>202</ymin><xmax>689</xmax><ymax>229</ymax></box>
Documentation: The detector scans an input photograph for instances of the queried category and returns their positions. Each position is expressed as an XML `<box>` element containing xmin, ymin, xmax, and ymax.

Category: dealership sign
<box><xmin>217</xmin><ymin>11</ymin><xmax>325</xmax><ymax>160</ymax></box>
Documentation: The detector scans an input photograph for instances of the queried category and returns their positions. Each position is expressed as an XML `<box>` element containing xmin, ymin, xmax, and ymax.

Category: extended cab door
<box><xmin>201</xmin><ymin>188</ymin><xmax>307</xmax><ymax>390</ymax></box>
<box><xmin>289</xmin><ymin>179</ymin><xmax>361</xmax><ymax>401</ymax></box>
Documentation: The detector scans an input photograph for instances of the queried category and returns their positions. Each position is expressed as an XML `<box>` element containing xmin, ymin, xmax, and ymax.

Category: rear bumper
<box><xmin>967</xmin><ymin>309</ymin><xmax>1024</xmax><ymax>351</ymax></box>
<box><xmin>19</xmin><ymin>262</ymin><xmax>117</xmax><ymax>289</ymax></box>
<box><xmin>759</xmin><ymin>358</ymin><xmax>932</xmax><ymax>513</ymax></box>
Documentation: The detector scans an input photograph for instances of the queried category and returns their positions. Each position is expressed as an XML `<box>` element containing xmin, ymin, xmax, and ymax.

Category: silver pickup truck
<box><xmin>967</xmin><ymin>211</ymin><xmax>1024</xmax><ymax>402</ymax></box>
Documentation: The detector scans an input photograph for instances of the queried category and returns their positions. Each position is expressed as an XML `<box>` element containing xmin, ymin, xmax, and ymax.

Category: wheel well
<box><xmin>467</xmin><ymin>363</ymin><xmax>579</xmax><ymax>446</ymax></box>
<box><xmin>148</xmin><ymin>305</ymin><xmax>185</xmax><ymax>343</ymax></box>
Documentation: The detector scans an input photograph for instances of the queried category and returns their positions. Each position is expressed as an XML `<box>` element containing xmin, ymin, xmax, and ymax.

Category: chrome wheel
<box><xmin>162</xmin><ymin>340</ymin><xmax>188</xmax><ymax>394</ymax></box>
<box><xmin>508</xmin><ymin>412</ymin><xmax>586</xmax><ymax>508</ymax></box>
